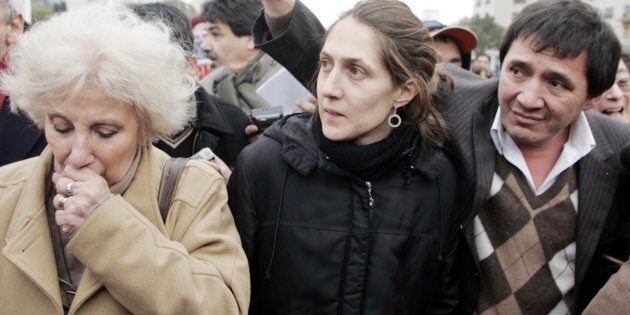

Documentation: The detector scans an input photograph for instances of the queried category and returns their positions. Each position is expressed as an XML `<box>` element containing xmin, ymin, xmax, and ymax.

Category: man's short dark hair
<box><xmin>201</xmin><ymin>0</ymin><xmax>262</xmax><ymax>37</ymax></box>
<box><xmin>499</xmin><ymin>0</ymin><xmax>620</xmax><ymax>98</ymax></box>
<box><xmin>131</xmin><ymin>2</ymin><xmax>194</xmax><ymax>53</ymax></box>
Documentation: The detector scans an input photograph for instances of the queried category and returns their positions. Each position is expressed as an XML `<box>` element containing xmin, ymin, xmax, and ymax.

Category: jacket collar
<box><xmin>2</xmin><ymin>147</ymin><xmax>63</xmax><ymax>310</ymax></box>
<box><xmin>118</xmin><ymin>145</ymin><xmax>167</xmax><ymax>229</ymax></box>
<box><xmin>194</xmin><ymin>85</ymin><xmax>234</xmax><ymax>135</ymax></box>
<box><xmin>265</xmin><ymin>113</ymin><xmax>320</xmax><ymax>176</ymax></box>
<box><xmin>265</xmin><ymin>113</ymin><xmax>447</xmax><ymax>180</ymax></box>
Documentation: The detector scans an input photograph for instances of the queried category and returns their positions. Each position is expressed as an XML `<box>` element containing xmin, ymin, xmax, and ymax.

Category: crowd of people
<box><xmin>0</xmin><ymin>0</ymin><xmax>629</xmax><ymax>313</ymax></box>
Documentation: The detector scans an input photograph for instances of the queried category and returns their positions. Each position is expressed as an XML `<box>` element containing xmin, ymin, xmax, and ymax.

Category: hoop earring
<box><xmin>388</xmin><ymin>108</ymin><xmax>401</xmax><ymax>128</ymax></box>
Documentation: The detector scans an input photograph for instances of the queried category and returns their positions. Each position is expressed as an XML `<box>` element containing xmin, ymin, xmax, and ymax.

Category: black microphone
<box><xmin>620</xmin><ymin>142</ymin><xmax>630</xmax><ymax>173</ymax></box>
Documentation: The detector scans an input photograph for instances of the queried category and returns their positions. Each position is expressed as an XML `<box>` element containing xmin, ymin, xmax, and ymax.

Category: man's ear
<box><xmin>6</xmin><ymin>14</ymin><xmax>24</xmax><ymax>46</ymax></box>
<box><xmin>583</xmin><ymin>94</ymin><xmax>602</xmax><ymax>111</ymax></box>
<box><xmin>394</xmin><ymin>79</ymin><xmax>418</xmax><ymax>108</ymax></box>
<box><xmin>244</xmin><ymin>35</ymin><xmax>255</xmax><ymax>50</ymax></box>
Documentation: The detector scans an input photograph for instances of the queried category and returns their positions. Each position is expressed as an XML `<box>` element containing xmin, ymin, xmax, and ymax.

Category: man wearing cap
<box><xmin>424</xmin><ymin>20</ymin><xmax>478</xmax><ymax>70</ymax></box>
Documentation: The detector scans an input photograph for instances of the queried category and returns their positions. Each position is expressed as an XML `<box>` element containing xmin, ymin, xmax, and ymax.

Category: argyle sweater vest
<box><xmin>475</xmin><ymin>154</ymin><xmax>578</xmax><ymax>314</ymax></box>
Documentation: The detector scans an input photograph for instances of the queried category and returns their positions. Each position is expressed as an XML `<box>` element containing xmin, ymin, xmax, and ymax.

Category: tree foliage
<box><xmin>458</xmin><ymin>14</ymin><xmax>505</xmax><ymax>53</ymax></box>
<box><xmin>31</xmin><ymin>0</ymin><xmax>53</xmax><ymax>23</ymax></box>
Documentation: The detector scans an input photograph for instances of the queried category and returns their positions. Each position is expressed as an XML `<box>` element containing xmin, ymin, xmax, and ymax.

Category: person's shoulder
<box><xmin>255</xmin><ymin>54</ymin><xmax>284</xmax><ymax>84</ymax></box>
<box><xmin>586</xmin><ymin>111</ymin><xmax>630</xmax><ymax>141</ymax></box>
<box><xmin>237</xmin><ymin>114</ymin><xmax>312</xmax><ymax>166</ymax></box>
<box><xmin>151</xmin><ymin>146</ymin><xmax>221</xmax><ymax>181</ymax></box>
<box><xmin>585</xmin><ymin>111</ymin><xmax>630</xmax><ymax>156</ymax></box>
<box><xmin>239</xmin><ymin>132</ymin><xmax>282</xmax><ymax>161</ymax></box>
<box><xmin>182</xmin><ymin>159</ymin><xmax>225</xmax><ymax>184</ymax></box>
<box><xmin>232</xmin><ymin>135</ymin><xmax>284</xmax><ymax>182</ymax></box>
<box><xmin>264</xmin><ymin>113</ymin><xmax>312</xmax><ymax>143</ymax></box>
<box><xmin>412</xmin><ymin>139</ymin><xmax>458</xmax><ymax>180</ymax></box>
<box><xmin>439</xmin><ymin>63</ymin><xmax>498</xmax><ymax>114</ymax></box>
<box><xmin>443</xmin><ymin>63</ymin><xmax>498</xmax><ymax>91</ymax></box>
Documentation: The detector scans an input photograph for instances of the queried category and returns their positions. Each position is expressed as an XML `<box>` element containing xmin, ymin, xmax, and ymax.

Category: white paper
<box><xmin>256</xmin><ymin>68</ymin><xmax>314</xmax><ymax>115</ymax></box>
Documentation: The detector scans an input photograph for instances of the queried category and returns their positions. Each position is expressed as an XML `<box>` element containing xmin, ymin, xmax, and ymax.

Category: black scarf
<box><xmin>314</xmin><ymin>117</ymin><xmax>416</xmax><ymax>181</ymax></box>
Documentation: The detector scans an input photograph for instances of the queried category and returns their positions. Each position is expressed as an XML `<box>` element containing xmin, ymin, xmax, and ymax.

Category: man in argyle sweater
<box><xmin>439</xmin><ymin>0</ymin><xmax>630</xmax><ymax>313</ymax></box>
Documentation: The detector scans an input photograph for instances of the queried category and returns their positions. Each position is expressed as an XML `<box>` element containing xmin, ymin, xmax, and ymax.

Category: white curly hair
<box><xmin>1</xmin><ymin>4</ymin><xmax>197</xmax><ymax>143</ymax></box>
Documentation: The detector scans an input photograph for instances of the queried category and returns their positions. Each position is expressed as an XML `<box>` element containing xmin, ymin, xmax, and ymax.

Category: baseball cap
<box><xmin>423</xmin><ymin>20</ymin><xmax>478</xmax><ymax>55</ymax></box>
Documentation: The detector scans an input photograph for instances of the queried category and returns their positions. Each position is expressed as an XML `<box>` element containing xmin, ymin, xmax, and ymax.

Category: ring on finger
<box><xmin>65</xmin><ymin>182</ymin><xmax>75</xmax><ymax>196</ymax></box>
<box><xmin>57</xmin><ymin>195</ymin><xmax>68</xmax><ymax>209</ymax></box>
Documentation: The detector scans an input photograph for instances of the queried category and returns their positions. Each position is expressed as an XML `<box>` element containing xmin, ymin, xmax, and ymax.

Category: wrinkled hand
<box><xmin>245</xmin><ymin>124</ymin><xmax>264</xmax><ymax>143</ymax></box>
<box><xmin>52</xmin><ymin>165</ymin><xmax>112</xmax><ymax>235</ymax></box>
<box><xmin>203</xmin><ymin>155</ymin><xmax>232</xmax><ymax>184</ymax></box>
<box><xmin>293</xmin><ymin>96</ymin><xmax>317</xmax><ymax>114</ymax></box>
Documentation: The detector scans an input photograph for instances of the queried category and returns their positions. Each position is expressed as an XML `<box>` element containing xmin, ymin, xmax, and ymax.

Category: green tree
<box><xmin>31</xmin><ymin>0</ymin><xmax>53</xmax><ymax>23</ymax></box>
<box><xmin>458</xmin><ymin>14</ymin><xmax>505</xmax><ymax>53</ymax></box>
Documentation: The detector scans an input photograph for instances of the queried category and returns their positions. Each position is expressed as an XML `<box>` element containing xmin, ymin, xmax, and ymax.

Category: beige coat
<box><xmin>583</xmin><ymin>261</ymin><xmax>630</xmax><ymax>315</ymax></box>
<box><xmin>0</xmin><ymin>146</ymin><xmax>250</xmax><ymax>314</ymax></box>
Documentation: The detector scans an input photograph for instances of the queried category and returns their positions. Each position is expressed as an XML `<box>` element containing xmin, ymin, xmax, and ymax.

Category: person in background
<box><xmin>228</xmin><ymin>0</ymin><xmax>460</xmax><ymax>313</ymax></box>
<box><xmin>199</xmin><ymin>0</ymin><xmax>283</xmax><ymax>115</ymax></box>
<box><xmin>0</xmin><ymin>5</ymin><xmax>249</xmax><ymax>313</ymax></box>
<box><xmin>131</xmin><ymin>2</ymin><xmax>250</xmax><ymax>169</ymax></box>
<box><xmin>441</xmin><ymin>1</ymin><xmax>630</xmax><ymax>313</ymax></box>
<box><xmin>471</xmin><ymin>52</ymin><xmax>492</xmax><ymax>78</ymax></box>
<box><xmin>0</xmin><ymin>0</ymin><xmax>46</xmax><ymax>166</ymax></box>
<box><xmin>424</xmin><ymin>20</ymin><xmax>478</xmax><ymax>70</ymax></box>
<box><xmin>590</xmin><ymin>58</ymin><xmax>630</xmax><ymax>123</ymax></box>
<box><xmin>190</xmin><ymin>14</ymin><xmax>208</xmax><ymax>33</ymax></box>
<box><xmin>190</xmin><ymin>14</ymin><xmax>215</xmax><ymax>80</ymax></box>
<box><xmin>250</xmin><ymin>0</ymin><xmax>630</xmax><ymax>313</ymax></box>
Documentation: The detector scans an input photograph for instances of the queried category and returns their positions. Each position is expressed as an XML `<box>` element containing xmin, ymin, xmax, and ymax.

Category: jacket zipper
<box><xmin>366</xmin><ymin>181</ymin><xmax>375</xmax><ymax>207</ymax></box>
<box><xmin>358</xmin><ymin>181</ymin><xmax>375</xmax><ymax>313</ymax></box>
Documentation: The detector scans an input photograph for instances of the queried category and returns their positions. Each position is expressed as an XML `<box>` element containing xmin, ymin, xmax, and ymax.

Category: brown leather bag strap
<box><xmin>157</xmin><ymin>158</ymin><xmax>189</xmax><ymax>223</ymax></box>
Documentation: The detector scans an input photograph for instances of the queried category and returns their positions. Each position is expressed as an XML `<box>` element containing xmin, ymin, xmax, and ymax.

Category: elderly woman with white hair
<box><xmin>0</xmin><ymin>5</ymin><xmax>249</xmax><ymax>314</ymax></box>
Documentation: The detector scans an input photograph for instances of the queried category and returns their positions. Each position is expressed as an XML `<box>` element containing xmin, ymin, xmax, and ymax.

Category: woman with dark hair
<box><xmin>228</xmin><ymin>0</ymin><xmax>460</xmax><ymax>313</ymax></box>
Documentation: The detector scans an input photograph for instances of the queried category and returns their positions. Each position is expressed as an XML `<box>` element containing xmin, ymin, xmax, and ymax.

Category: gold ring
<box><xmin>65</xmin><ymin>182</ymin><xmax>74</xmax><ymax>196</ymax></box>
<box><xmin>57</xmin><ymin>196</ymin><xmax>67</xmax><ymax>209</ymax></box>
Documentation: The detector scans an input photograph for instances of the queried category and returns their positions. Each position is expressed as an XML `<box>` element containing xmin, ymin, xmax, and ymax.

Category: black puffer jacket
<box><xmin>228</xmin><ymin>114</ymin><xmax>461</xmax><ymax>314</ymax></box>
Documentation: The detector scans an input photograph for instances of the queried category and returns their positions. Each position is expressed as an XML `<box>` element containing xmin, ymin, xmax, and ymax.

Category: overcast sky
<box><xmin>300</xmin><ymin>0</ymin><xmax>475</xmax><ymax>27</ymax></box>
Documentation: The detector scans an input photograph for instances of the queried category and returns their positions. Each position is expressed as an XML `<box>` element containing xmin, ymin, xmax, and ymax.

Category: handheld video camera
<box><xmin>250</xmin><ymin>106</ymin><xmax>284</xmax><ymax>132</ymax></box>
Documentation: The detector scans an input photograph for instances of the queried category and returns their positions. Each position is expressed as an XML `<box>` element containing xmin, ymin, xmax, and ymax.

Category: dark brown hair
<box><xmin>327</xmin><ymin>0</ymin><xmax>450</xmax><ymax>150</ymax></box>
